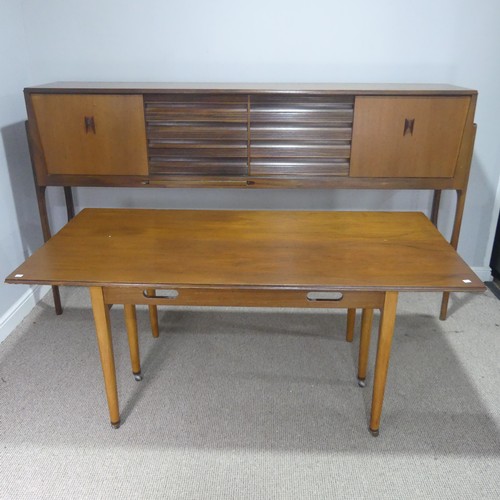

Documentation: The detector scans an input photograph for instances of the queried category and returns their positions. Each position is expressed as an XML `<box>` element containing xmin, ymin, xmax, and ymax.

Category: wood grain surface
<box><xmin>5</xmin><ymin>209</ymin><xmax>484</xmax><ymax>293</ymax></box>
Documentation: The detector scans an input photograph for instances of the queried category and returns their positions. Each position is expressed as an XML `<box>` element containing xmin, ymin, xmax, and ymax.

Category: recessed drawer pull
<box><xmin>143</xmin><ymin>289</ymin><xmax>179</xmax><ymax>299</ymax></box>
<box><xmin>306</xmin><ymin>291</ymin><xmax>343</xmax><ymax>302</ymax></box>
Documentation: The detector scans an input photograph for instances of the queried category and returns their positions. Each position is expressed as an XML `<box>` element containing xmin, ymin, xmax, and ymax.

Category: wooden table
<box><xmin>5</xmin><ymin>209</ymin><xmax>485</xmax><ymax>435</ymax></box>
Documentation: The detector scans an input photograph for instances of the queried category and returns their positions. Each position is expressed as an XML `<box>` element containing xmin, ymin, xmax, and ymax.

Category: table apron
<box><xmin>102</xmin><ymin>287</ymin><xmax>386</xmax><ymax>309</ymax></box>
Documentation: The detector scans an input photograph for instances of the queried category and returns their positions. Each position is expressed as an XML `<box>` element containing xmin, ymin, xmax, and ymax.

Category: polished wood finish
<box><xmin>350</xmin><ymin>97</ymin><xmax>470</xmax><ymax>178</ymax></box>
<box><xmin>5</xmin><ymin>209</ymin><xmax>485</xmax><ymax>433</ymax></box>
<box><xmin>124</xmin><ymin>304</ymin><xmax>141</xmax><ymax>376</ymax></box>
<box><xmin>104</xmin><ymin>287</ymin><xmax>386</xmax><ymax>309</ymax></box>
<box><xmin>145</xmin><ymin>94</ymin><xmax>248</xmax><ymax>176</ymax></box>
<box><xmin>23</xmin><ymin>83</ymin><xmax>479</xmax><ymax>323</ymax></box>
<box><xmin>26</xmin><ymin>82</ymin><xmax>475</xmax><ymax>93</ymax></box>
<box><xmin>358</xmin><ymin>308</ymin><xmax>374</xmax><ymax>383</ymax></box>
<box><xmin>370</xmin><ymin>292</ymin><xmax>398</xmax><ymax>434</ymax></box>
<box><xmin>146</xmin><ymin>289</ymin><xmax>160</xmax><ymax>338</ymax></box>
<box><xmin>346</xmin><ymin>308</ymin><xmax>356</xmax><ymax>342</ymax></box>
<box><xmin>31</xmin><ymin>94</ymin><xmax>148</xmax><ymax>176</ymax></box>
<box><xmin>25</xmin><ymin>116</ymin><xmax>63</xmax><ymax>315</ymax></box>
<box><xmin>249</xmin><ymin>95</ymin><xmax>353</xmax><ymax>176</ymax></box>
<box><xmin>90</xmin><ymin>286</ymin><xmax>120</xmax><ymax>427</ymax></box>
<box><xmin>25</xmin><ymin>85</ymin><xmax>476</xmax><ymax>188</ymax></box>
<box><xmin>5</xmin><ymin>209</ymin><xmax>484</xmax><ymax>292</ymax></box>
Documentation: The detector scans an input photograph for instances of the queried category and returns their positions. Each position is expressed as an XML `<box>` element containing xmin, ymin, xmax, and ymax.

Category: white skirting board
<box><xmin>0</xmin><ymin>285</ymin><xmax>51</xmax><ymax>344</ymax></box>
<box><xmin>0</xmin><ymin>267</ymin><xmax>493</xmax><ymax>344</ymax></box>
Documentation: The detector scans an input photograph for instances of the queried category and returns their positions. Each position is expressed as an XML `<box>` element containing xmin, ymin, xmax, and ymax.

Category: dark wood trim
<box><xmin>24</xmin><ymin>82</ymin><xmax>477</xmax><ymax>95</ymax></box>
<box><xmin>431</xmin><ymin>190</ymin><xmax>441</xmax><ymax>227</ymax></box>
<box><xmin>41</xmin><ymin>173</ymin><xmax>465</xmax><ymax>190</ymax></box>
<box><xmin>64</xmin><ymin>187</ymin><xmax>75</xmax><ymax>220</ymax></box>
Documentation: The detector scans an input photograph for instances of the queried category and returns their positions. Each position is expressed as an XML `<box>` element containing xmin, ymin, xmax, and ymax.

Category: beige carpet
<box><xmin>1</xmin><ymin>287</ymin><xmax>499</xmax><ymax>499</ymax></box>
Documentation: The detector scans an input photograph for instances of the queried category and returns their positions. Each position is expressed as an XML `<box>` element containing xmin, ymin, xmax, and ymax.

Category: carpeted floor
<box><xmin>1</xmin><ymin>286</ymin><xmax>499</xmax><ymax>499</ymax></box>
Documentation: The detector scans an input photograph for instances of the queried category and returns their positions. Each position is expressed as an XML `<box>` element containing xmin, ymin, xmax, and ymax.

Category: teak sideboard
<box><xmin>23</xmin><ymin>82</ymin><xmax>478</xmax><ymax>319</ymax></box>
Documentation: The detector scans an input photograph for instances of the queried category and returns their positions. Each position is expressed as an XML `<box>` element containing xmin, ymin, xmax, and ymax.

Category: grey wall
<box><xmin>0</xmin><ymin>1</ymin><xmax>42</xmax><ymax>338</ymax></box>
<box><xmin>2</xmin><ymin>0</ymin><xmax>500</xmax><ymax>338</ymax></box>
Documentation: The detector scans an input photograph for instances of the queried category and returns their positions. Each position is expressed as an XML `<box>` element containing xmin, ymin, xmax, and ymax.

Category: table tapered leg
<box><xmin>369</xmin><ymin>291</ymin><xmax>398</xmax><ymax>437</ymax></box>
<box><xmin>431</xmin><ymin>189</ymin><xmax>441</xmax><ymax>227</ymax></box>
<box><xmin>440</xmin><ymin>292</ymin><xmax>451</xmax><ymax>321</ymax></box>
<box><xmin>440</xmin><ymin>189</ymin><xmax>467</xmax><ymax>320</ymax></box>
<box><xmin>357</xmin><ymin>308</ymin><xmax>374</xmax><ymax>387</ymax></box>
<box><xmin>51</xmin><ymin>286</ymin><xmax>63</xmax><ymax>315</ymax></box>
<box><xmin>346</xmin><ymin>308</ymin><xmax>356</xmax><ymax>342</ymax></box>
<box><xmin>124</xmin><ymin>304</ymin><xmax>142</xmax><ymax>381</ymax></box>
<box><xmin>90</xmin><ymin>287</ymin><xmax>120</xmax><ymax>428</ymax></box>
<box><xmin>146</xmin><ymin>289</ymin><xmax>160</xmax><ymax>338</ymax></box>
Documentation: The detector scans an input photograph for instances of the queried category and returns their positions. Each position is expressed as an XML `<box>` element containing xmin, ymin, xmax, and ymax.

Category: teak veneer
<box><xmin>6</xmin><ymin>209</ymin><xmax>485</xmax><ymax>435</ymax></box>
<box><xmin>23</xmin><ymin>83</ymin><xmax>478</xmax><ymax>320</ymax></box>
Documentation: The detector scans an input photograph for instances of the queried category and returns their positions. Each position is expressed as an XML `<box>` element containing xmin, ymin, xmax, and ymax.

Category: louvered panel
<box><xmin>144</xmin><ymin>94</ymin><xmax>248</xmax><ymax>176</ymax></box>
<box><xmin>250</xmin><ymin>95</ymin><xmax>354</xmax><ymax>176</ymax></box>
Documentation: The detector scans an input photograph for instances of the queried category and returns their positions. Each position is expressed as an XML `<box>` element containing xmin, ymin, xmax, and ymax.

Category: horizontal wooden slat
<box><xmin>250</xmin><ymin>94</ymin><xmax>355</xmax><ymax>106</ymax></box>
<box><xmin>150</xmin><ymin>146</ymin><xmax>247</xmax><ymax>158</ymax></box>
<box><xmin>149</xmin><ymin>159</ymin><xmax>248</xmax><ymax>176</ymax></box>
<box><xmin>251</xmin><ymin>126</ymin><xmax>352</xmax><ymax>141</ymax></box>
<box><xmin>145</xmin><ymin>95</ymin><xmax>247</xmax><ymax>123</ymax></box>
<box><xmin>144</xmin><ymin>94</ymin><xmax>249</xmax><ymax>104</ymax></box>
<box><xmin>251</xmin><ymin>143</ymin><xmax>351</xmax><ymax>159</ymax></box>
<box><xmin>250</xmin><ymin>160</ymin><xmax>349</xmax><ymax>177</ymax></box>
<box><xmin>250</xmin><ymin>95</ymin><xmax>354</xmax><ymax>125</ymax></box>
<box><xmin>103</xmin><ymin>286</ymin><xmax>385</xmax><ymax>309</ymax></box>
<box><xmin>147</xmin><ymin>125</ymin><xmax>247</xmax><ymax>141</ymax></box>
<box><xmin>146</xmin><ymin>108</ymin><xmax>247</xmax><ymax>123</ymax></box>
<box><xmin>250</xmin><ymin>109</ymin><xmax>353</xmax><ymax>124</ymax></box>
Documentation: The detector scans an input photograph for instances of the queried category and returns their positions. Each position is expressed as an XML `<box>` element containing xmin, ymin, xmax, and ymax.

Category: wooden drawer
<box><xmin>31</xmin><ymin>94</ymin><xmax>148</xmax><ymax>176</ymax></box>
<box><xmin>350</xmin><ymin>96</ymin><xmax>470</xmax><ymax>178</ymax></box>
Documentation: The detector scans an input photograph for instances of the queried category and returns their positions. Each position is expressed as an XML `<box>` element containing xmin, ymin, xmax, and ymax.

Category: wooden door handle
<box><xmin>403</xmin><ymin>118</ymin><xmax>415</xmax><ymax>136</ymax></box>
<box><xmin>84</xmin><ymin>116</ymin><xmax>96</xmax><ymax>134</ymax></box>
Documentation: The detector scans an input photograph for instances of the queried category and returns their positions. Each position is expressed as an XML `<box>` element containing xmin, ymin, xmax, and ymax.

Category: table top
<box><xmin>5</xmin><ymin>209</ymin><xmax>485</xmax><ymax>293</ymax></box>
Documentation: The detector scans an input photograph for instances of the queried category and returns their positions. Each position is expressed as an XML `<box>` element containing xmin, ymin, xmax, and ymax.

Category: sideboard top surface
<box><xmin>24</xmin><ymin>82</ymin><xmax>477</xmax><ymax>95</ymax></box>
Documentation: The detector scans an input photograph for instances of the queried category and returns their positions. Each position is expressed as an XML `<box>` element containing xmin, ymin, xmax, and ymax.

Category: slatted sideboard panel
<box><xmin>249</xmin><ymin>95</ymin><xmax>354</xmax><ymax>176</ymax></box>
<box><xmin>144</xmin><ymin>94</ymin><xmax>249</xmax><ymax>176</ymax></box>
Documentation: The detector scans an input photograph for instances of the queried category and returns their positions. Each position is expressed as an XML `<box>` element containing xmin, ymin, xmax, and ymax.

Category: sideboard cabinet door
<box><xmin>349</xmin><ymin>96</ymin><xmax>470</xmax><ymax>178</ymax></box>
<box><xmin>31</xmin><ymin>94</ymin><xmax>148</xmax><ymax>176</ymax></box>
